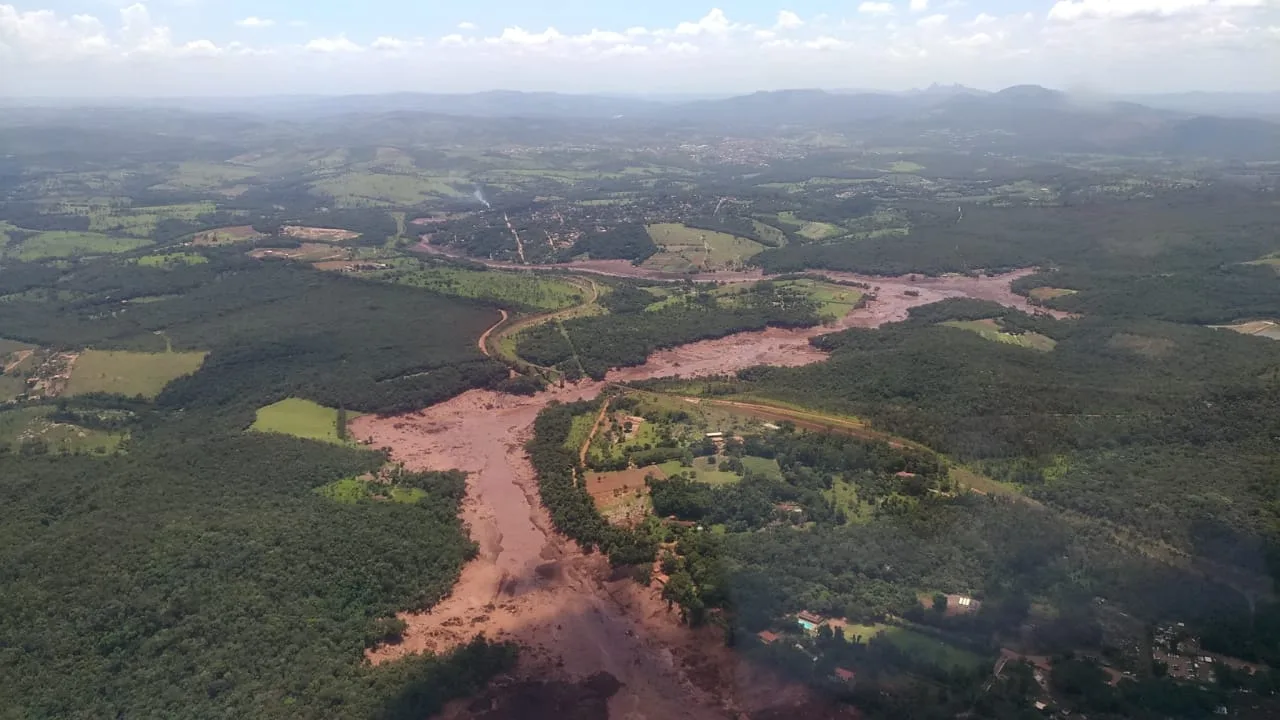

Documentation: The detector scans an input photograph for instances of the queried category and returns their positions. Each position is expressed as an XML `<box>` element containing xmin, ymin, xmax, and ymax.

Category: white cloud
<box><xmin>458</xmin><ymin>21</ymin><xmax>477</xmax><ymax>30</ymax></box>
<box><xmin>236</xmin><ymin>16</ymin><xmax>274</xmax><ymax>29</ymax></box>
<box><xmin>858</xmin><ymin>2</ymin><xmax>896</xmax><ymax>16</ymax></box>
<box><xmin>674</xmin><ymin>8</ymin><xmax>733</xmax><ymax>35</ymax></box>
<box><xmin>775</xmin><ymin>10</ymin><xmax>804</xmax><ymax>30</ymax></box>
<box><xmin>488</xmin><ymin>26</ymin><xmax>564</xmax><ymax>46</ymax></box>
<box><xmin>2</xmin><ymin>1</ymin><xmax>1280</xmax><ymax>96</ymax></box>
<box><xmin>371</xmin><ymin>36</ymin><xmax>405</xmax><ymax>50</ymax></box>
<box><xmin>306</xmin><ymin>34</ymin><xmax>361</xmax><ymax>53</ymax></box>
<box><xmin>1047</xmin><ymin>0</ymin><xmax>1249</xmax><ymax>22</ymax></box>
<box><xmin>804</xmin><ymin>35</ymin><xmax>848</xmax><ymax>49</ymax></box>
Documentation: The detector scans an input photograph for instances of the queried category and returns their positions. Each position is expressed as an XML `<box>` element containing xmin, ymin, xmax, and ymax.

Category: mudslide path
<box><xmin>351</xmin><ymin>268</ymin><xmax>1050</xmax><ymax>719</ymax></box>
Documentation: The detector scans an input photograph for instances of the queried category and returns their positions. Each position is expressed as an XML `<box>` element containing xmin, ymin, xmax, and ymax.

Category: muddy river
<box><xmin>350</xmin><ymin>267</ymin><xmax>1052</xmax><ymax>719</ymax></box>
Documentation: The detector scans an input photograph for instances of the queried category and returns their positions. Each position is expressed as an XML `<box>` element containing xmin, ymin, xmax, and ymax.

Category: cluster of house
<box><xmin>757</xmin><ymin>610</ymin><xmax>857</xmax><ymax>686</ymax></box>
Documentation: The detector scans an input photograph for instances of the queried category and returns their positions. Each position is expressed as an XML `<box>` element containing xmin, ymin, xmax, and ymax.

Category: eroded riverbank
<box><xmin>352</xmin><ymin>268</ymin><xmax>1055</xmax><ymax>719</ymax></box>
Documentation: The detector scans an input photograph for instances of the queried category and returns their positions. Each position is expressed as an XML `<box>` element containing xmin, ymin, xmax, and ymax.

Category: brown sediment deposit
<box><xmin>353</xmin><ymin>265</ymin><xmax>1054</xmax><ymax>718</ymax></box>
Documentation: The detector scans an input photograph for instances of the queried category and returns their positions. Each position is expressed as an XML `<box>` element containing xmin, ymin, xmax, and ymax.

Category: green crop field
<box><xmin>741</xmin><ymin>455</ymin><xmax>783</xmax><ymax>481</ymax></box>
<box><xmin>942</xmin><ymin>319</ymin><xmax>1057</xmax><ymax>351</ymax></box>
<box><xmin>644</xmin><ymin>223</ymin><xmax>765</xmax><ymax>272</ymax></box>
<box><xmin>8</xmin><ymin>232</ymin><xmax>151</xmax><ymax>260</ymax></box>
<box><xmin>250</xmin><ymin>398</ymin><xmax>361</xmax><ymax>445</ymax></box>
<box><xmin>0</xmin><ymin>406</ymin><xmax>124</xmax><ymax>454</ymax></box>
<box><xmin>366</xmin><ymin>261</ymin><xmax>586</xmax><ymax>311</ymax></box>
<box><xmin>66</xmin><ymin>350</ymin><xmax>208</xmax><ymax>398</ymax></box>
<box><xmin>135</xmin><ymin>253</ymin><xmax>209</xmax><ymax>267</ymax></box>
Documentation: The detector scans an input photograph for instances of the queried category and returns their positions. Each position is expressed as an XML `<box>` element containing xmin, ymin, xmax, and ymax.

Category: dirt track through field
<box><xmin>353</xmin><ymin>267</ymin><xmax>1051</xmax><ymax>719</ymax></box>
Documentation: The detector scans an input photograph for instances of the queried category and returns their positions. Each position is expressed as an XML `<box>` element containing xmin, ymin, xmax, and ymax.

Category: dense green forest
<box><xmin>0</xmin><ymin>253</ymin><xmax>518</xmax><ymax>718</ymax></box>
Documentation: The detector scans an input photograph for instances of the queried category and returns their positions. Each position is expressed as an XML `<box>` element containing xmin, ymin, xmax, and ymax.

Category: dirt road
<box><xmin>351</xmin><ymin>268</ymin><xmax>1051</xmax><ymax>719</ymax></box>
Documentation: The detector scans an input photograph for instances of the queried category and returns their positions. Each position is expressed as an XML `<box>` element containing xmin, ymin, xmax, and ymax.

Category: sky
<box><xmin>1</xmin><ymin>0</ymin><xmax>1278</xmax><ymax>97</ymax></box>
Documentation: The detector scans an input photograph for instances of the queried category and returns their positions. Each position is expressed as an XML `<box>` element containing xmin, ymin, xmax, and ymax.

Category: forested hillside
<box><xmin>0</xmin><ymin>253</ymin><xmax>516</xmax><ymax>718</ymax></box>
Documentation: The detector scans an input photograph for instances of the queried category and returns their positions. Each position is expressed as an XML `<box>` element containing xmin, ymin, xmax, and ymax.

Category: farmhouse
<box><xmin>757</xmin><ymin>630</ymin><xmax>781</xmax><ymax>645</ymax></box>
<box><xmin>796</xmin><ymin>610</ymin><xmax>825</xmax><ymax>632</ymax></box>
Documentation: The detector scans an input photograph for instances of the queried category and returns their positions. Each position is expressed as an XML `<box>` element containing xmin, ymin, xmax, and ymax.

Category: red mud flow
<box><xmin>351</xmin><ymin>268</ymin><xmax>1052</xmax><ymax>719</ymax></box>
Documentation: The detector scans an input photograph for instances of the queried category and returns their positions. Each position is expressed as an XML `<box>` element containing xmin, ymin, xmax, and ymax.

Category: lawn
<box><xmin>942</xmin><ymin>319</ymin><xmax>1057</xmax><ymax>351</ymax></box>
<box><xmin>644</xmin><ymin>223</ymin><xmax>765</xmax><ymax>272</ymax></box>
<box><xmin>10</xmin><ymin>232</ymin><xmax>152</xmax><ymax>260</ymax></box>
<box><xmin>659</xmin><ymin>457</ymin><xmax>742</xmax><ymax>486</ymax></box>
<box><xmin>0</xmin><ymin>406</ymin><xmax>124</xmax><ymax>454</ymax></box>
<box><xmin>842</xmin><ymin>623</ymin><xmax>984</xmax><ymax>672</ymax></box>
<box><xmin>66</xmin><ymin>350</ymin><xmax>208</xmax><ymax>398</ymax></box>
<box><xmin>741</xmin><ymin>455</ymin><xmax>783</xmax><ymax>480</ymax></box>
<box><xmin>250</xmin><ymin>398</ymin><xmax>362</xmax><ymax>445</ymax></box>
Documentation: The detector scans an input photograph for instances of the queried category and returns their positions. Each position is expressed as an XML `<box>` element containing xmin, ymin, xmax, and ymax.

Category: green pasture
<box><xmin>310</xmin><ymin>172</ymin><xmax>466</xmax><ymax>206</ymax></box>
<box><xmin>250</xmin><ymin>398</ymin><xmax>361</xmax><ymax>445</ymax></box>
<box><xmin>66</xmin><ymin>350</ymin><xmax>208</xmax><ymax>398</ymax></box>
<box><xmin>644</xmin><ymin>223</ymin><xmax>765</xmax><ymax>272</ymax></box>
<box><xmin>8</xmin><ymin>232</ymin><xmax>151</xmax><ymax>261</ymax></box>
<box><xmin>366</xmin><ymin>261</ymin><xmax>586</xmax><ymax>311</ymax></box>
<box><xmin>0</xmin><ymin>406</ymin><xmax>124</xmax><ymax>454</ymax></box>
<box><xmin>942</xmin><ymin>319</ymin><xmax>1056</xmax><ymax>351</ymax></box>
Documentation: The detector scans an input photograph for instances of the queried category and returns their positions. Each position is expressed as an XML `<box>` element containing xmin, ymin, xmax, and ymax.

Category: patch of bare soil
<box><xmin>248</xmin><ymin>244</ymin><xmax>348</xmax><ymax>263</ymax></box>
<box><xmin>281</xmin><ymin>225</ymin><xmax>360</xmax><ymax>242</ymax></box>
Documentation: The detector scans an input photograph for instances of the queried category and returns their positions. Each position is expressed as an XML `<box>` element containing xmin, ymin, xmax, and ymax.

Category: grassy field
<box><xmin>192</xmin><ymin>225</ymin><xmax>263</xmax><ymax>246</ymax></box>
<box><xmin>310</xmin><ymin>172</ymin><xmax>465</xmax><ymax>207</ymax></box>
<box><xmin>366</xmin><ymin>262</ymin><xmax>586</xmax><ymax>311</ymax></box>
<box><xmin>1247</xmin><ymin>254</ymin><xmax>1280</xmax><ymax>273</ymax></box>
<box><xmin>315</xmin><ymin>476</ymin><xmax>426</xmax><ymax>504</ymax></box>
<box><xmin>250</xmin><ymin>398</ymin><xmax>362</xmax><ymax>445</ymax></box>
<box><xmin>135</xmin><ymin>253</ymin><xmax>209</xmax><ymax>268</ymax></box>
<box><xmin>564</xmin><ymin>412</ymin><xmax>598</xmax><ymax>452</ymax></box>
<box><xmin>0</xmin><ymin>406</ymin><xmax>124</xmax><ymax>454</ymax></box>
<box><xmin>8</xmin><ymin>232</ymin><xmax>151</xmax><ymax>260</ymax></box>
<box><xmin>741</xmin><ymin>455</ymin><xmax>783</xmax><ymax>481</ymax></box>
<box><xmin>941</xmin><ymin>319</ymin><xmax>1057</xmax><ymax>351</ymax></box>
<box><xmin>87</xmin><ymin>202</ymin><xmax>217</xmax><ymax>237</ymax></box>
<box><xmin>886</xmin><ymin>160</ymin><xmax>925</xmax><ymax>173</ymax></box>
<box><xmin>776</xmin><ymin>212</ymin><xmax>844</xmax><ymax>241</ymax></box>
<box><xmin>644</xmin><ymin>223</ymin><xmax>765</xmax><ymax>272</ymax></box>
<box><xmin>152</xmin><ymin>162</ymin><xmax>259</xmax><ymax>191</ymax></box>
<box><xmin>949</xmin><ymin>465</ymin><xmax>1023</xmax><ymax>499</ymax></box>
<box><xmin>841</xmin><ymin>623</ymin><xmax>984</xmax><ymax>672</ymax></box>
<box><xmin>66</xmin><ymin>350</ymin><xmax>208</xmax><ymax>398</ymax></box>
<box><xmin>751</xmin><ymin>220</ymin><xmax>788</xmax><ymax>246</ymax></box>
<box><xmin>1027</xmin><ymin>286</ymin><xmax>1078</xmax><ymax>302</ymax></box>
<box><xmin>823</xmin><ymin>477</ymin><xmax>874</xmax><ymax>524</ymax></box>
<box><xmin>658</xmin><ymin>458</ymin><xmax>742</xmax><ymax>485</ymax></box>
<box><xmin>775</xmin><ymin>279</ymin><xmax>863</xmax><ymax>320</ymax></box>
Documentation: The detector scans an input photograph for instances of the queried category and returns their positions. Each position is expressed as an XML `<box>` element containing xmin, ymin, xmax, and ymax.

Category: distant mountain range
<box><xmin>4</xmin><ymin>85</ymin><xmax>1279</xmax><ymax>159</ymax></box>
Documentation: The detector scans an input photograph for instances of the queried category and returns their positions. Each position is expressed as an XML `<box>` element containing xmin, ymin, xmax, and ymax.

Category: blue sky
<box><xmin>2</xmin><ymin>1</ymin><xmax>1279</xmax><ymax>96</ymax></box>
